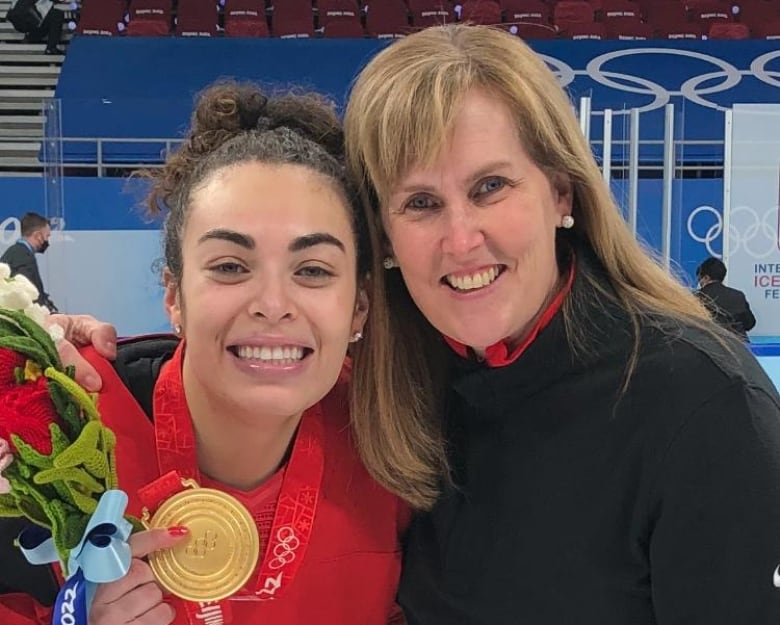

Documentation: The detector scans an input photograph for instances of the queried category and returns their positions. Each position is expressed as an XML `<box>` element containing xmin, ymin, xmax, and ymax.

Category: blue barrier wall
<box><xmin>55</xmin><ymin>38</ymin><xmax>780</xmax><ymax>163</ymax></box>
<box><xmin>0</xmin><ymin>176</ymin><xmax>721</xmax><ymax>334</ymax></box>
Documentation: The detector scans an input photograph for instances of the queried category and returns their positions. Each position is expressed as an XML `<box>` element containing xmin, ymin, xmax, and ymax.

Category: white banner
<box><xmin>727</xmin><ymin>104</ymin><xmax>780</xmax><ymax>339</ymax></box>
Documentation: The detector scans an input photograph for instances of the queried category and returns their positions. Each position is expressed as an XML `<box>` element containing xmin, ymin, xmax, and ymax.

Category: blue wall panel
<box><xmin>55</xmin><ymin>38</ymin><xmax>780</xmax><ymax>163</ymax></box>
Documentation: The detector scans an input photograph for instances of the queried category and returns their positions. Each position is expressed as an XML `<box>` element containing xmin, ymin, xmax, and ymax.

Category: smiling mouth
<box><xmin>228</xmin><ymin>345</ymin><xmax>314</xmax><ymax>365</ymax></box>
<box><xmin>442</xmin><ymin>265</ymin><xmax>506</xmax><ymax>292</ymax></box>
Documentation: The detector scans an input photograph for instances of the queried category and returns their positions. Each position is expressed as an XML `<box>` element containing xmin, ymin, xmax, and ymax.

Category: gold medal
<box><xmin>142</xmin><ymin>480</ymin><xmax>260</xmax><ymax>602</ymax></box>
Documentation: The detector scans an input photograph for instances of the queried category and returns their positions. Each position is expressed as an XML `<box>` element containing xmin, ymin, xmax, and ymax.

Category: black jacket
<box><xmin>695</xmin><ymin>280</ymin><xmax>756</xmax><ymax>340</ymax></box>
<box><xmin>0</xmin><ymin>241</ymin><xmax>57</xmax><ymax>312</ymax></box>
<box><xmin>399</xmin><ymin>257</ymin><xmax>780</xmax><ymax>625</ymax></box>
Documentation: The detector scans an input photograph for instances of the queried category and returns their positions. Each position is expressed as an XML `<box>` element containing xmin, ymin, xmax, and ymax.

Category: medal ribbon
<box><xmin>148</xmin><ymin>343</ymin><xmax>325</xmax><ymax>618</ymax></box>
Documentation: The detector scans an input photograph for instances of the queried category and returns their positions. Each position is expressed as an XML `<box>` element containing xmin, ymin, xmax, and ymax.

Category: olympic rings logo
<box><xmin>687</xmin><ymin>204</ymin><xmax>780</xmax><ymax>259</ymax></box>
<box><xmin>0</xmin><ymin>217</ymin><xmax>20</xmax><ymax>245</ymax></box>
<box><xmin>268</xmin><ymin>525</ymin><xmax>300</xmax><ymax>570</ymax></box>
<box><xmin>539</xmin><ymin>48</ymin><xmax>780</xmax><ymax>115</ymax></box>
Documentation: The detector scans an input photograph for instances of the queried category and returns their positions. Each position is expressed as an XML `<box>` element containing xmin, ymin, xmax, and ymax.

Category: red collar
<box><xmin>444</xmin><ymin>259</ymin><xmax>575</xmax><ymax>367</ymax></box>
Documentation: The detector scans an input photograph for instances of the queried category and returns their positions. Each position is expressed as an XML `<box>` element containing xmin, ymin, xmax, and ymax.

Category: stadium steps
<box><xmin>0</xmin><ymin>1</ymin><xmax>72</xmax><ymax>175</ymax></box>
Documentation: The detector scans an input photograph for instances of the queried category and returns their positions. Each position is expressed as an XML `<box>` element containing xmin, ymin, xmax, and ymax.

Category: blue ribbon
<box><xmin>17</xmin><ymin>490</ymin><xmax>133</xmax><ymax>625</ymax></box>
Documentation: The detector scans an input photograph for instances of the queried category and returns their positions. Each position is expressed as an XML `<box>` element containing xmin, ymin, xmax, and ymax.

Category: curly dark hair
<box><xmin>146</xmin><ymin>80</ymin><xmax>368</xmax><ymax>283</ymax></box>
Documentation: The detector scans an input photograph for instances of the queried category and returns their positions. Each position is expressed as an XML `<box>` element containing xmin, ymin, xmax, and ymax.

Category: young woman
<box><xmin>0</xmin><ymin>82</ymin><xmax>410</xmax><ymax>625</ymax></box>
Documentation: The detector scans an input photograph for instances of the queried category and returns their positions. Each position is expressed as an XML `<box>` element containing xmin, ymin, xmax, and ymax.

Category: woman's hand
<box><xmin>49</xmin><ymin>314</ymin><xmax>117</xmax><ymax>392</ymax></box>
<box><xmin>89</xmin><ymin>527</ymin><xmax>188</xmax><ymax>625</ymax></box>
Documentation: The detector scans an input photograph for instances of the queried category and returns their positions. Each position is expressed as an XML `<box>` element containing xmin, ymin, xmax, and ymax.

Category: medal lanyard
<box><xmin>151</xmin><ymin>346</ymin><xmax>326</xmax><ymax>603</ymax></box>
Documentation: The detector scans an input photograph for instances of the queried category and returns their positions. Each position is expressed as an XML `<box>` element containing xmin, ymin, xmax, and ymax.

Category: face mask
<box><xmin>38</xmin><ymin>240</ymin><xmax>49</xmax><ymax>254</ymax></box>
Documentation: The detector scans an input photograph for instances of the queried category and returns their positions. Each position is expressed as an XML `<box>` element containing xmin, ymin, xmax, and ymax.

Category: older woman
<box><xmin>344</xmin><ymin>24</ymin><xmax>780</xmax><ymax>625</ymax></box>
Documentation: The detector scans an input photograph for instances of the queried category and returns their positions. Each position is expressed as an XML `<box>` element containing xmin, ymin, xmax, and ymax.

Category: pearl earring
<box><xmin>561</xmin><ymin>215</ymin><xmax>574</xmax><ymax>229</ymax></box>
<box><xmin>174</xmin><ymin>324</ymin><xmax>182</xmax><ymax>335</ymax></box>
<box><xmin>383</xmin><ymin>256</ymin><xmax>397</xmax><ymax>270</ymax></box>
<box><xmin>349</xmin><ymin>332</ymin><xmax>363</xmax><ymax>343</ymax></box>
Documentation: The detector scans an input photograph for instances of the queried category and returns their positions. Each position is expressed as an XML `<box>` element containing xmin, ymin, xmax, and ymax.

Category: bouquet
<box><xmin>0</xmin><ymin>263</ymin><xmax>135</xmax><ymax>621</ymax></box>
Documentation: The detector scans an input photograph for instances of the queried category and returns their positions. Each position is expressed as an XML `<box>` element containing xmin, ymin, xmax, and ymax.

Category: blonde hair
<box><xmin>345</xmin><ymin>25</ymin><xmax>720</xmax><ymax>506</ymax></box>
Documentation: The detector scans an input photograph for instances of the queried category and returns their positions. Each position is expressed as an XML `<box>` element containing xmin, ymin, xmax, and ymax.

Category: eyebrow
<box><xmin>397</xmin><ymin>160</ymin><xmax>515</xmax><ymax>194</ymax></box>
<box><xmin>198</xmin><ymin>229</ymin><xmax>255</xmax><ymax>249</ymax></box>
<box><xmin>289</xmin><ymin>233</ymin><xmax>345</xmax><ymax>253</ymax></box>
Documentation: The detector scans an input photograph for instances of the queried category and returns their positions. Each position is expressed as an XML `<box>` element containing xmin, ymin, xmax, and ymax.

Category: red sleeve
<box><xmin>0</xmin><ymin>593</ymin><xmax>53</xmax><ymax>625</ymax></box>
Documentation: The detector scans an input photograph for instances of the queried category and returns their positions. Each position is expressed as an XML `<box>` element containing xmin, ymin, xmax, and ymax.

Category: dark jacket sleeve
<box><xmin>649</xmin><ymin>381</ymin><xmax>780</xmax><ymax>624</ymax></box>
<box><xmin>739</xmin><ymin>293</ymin><xmax>756</xmax><ymax>332</ymax></box>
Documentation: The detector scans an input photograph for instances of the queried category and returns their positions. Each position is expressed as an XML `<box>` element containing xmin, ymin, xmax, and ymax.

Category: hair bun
<box><xmin>191</xmin><ymin>82</ymin><xmax>269</xmax><ymax>135</ymax></box>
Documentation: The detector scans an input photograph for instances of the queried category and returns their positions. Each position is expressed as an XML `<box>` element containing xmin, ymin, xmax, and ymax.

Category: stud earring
<box><xmin>173</xmin><ymin>324</ymin><xmax>182</xmax><ymax>336</ymax></box>
<box><xmin>349</xmin><ymin>332</ymin><xmax>363</xmax><ymax>343</ymax></box>
<box><xmin>561</xmin><ymin>215</ymin><xmax>574</xmax><ymax>229</ymax></box>
<box><xmin>383</xmin><ymin>256</ymin><xmax>397</xmax><ymax>270</ymax></box>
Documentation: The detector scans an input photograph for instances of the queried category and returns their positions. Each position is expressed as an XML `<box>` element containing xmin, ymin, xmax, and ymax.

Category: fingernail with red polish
<box><xmin>167</xmin><ymin>526</ymin><xmax>189</xmax><ymax>536</ymax></box>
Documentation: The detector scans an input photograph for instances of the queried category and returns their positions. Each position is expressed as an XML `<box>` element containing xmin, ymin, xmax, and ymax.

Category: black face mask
<box><xmin>38</xmin><ymin>240</ymin><xmax>49</xmax><ymax>254</ymax></box>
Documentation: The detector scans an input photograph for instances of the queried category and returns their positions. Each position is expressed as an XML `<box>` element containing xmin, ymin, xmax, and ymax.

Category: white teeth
<box><xmin>236</xmin><ymin>345</ymin><xmax>305</xmax><ymax>362</ymax></box>
<box><xmin>445</xmin><ymin>266</ymin><xmax>500</xmax><ymax>291</ymax></box>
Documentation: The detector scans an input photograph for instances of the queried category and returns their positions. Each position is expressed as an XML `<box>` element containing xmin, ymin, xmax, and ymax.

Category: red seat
<box><xmin>605</xmin><ymin>16</ymin><xmax>653</xmax><ymax>38</ymax></box>
<box><xmin>752</xmin><ymin>18</ymin><xmax>780</xmax><ymax>38</ymax></box>
<box><xmin>126</xmin><ymin>0</ymin><xmax>172</xmax><ymax>35</ymax></box>
<box><xmin>553</xmin><ymin>0</ymin><xmax>595</xmax><ymax>24</ymax></box>
<box><xmin>554</xmin><ymin>0</ymin><xmax>595</xmax><ymax>33</ymax></box>
<box><xmin>318</xmin><ymin>0</ymin><xmax>361</xmax><ymax>28</ymax></box>
<box><xmin>500</xmin><ymin>21</ymin><xmax>558</xmax><ymax>38</ymax></box>
<box><xmin>224</xmin><ymin>0</ymin><xmax>269</xmax><ymax>37</ymax></box>
<box><xmin>690</xmin><ymin>0</ymin><xmax>732</xmax><ymax>26</ymax></box>
<box><xmin>656</xmin><ymin>19</ymin><xmax>703</xmax><ymax>39</ymax></box>
<box><xmin>176</xmin><ymin>0</ymin><xmax>218</xmax><ymax>36</ymax></box>
<box><xmin>408</xmin><ymin>0</ymin><xmax>455</xmax><ymax>28</ymax></box>
<box><xmin>707</xmin><ymin>21</ymin><xmax>748</xmax><ymax>38</ymax></box>
<box><xmin>642</xmin><ymin>0</ymin><xmax>687</xmax><ymax>25</ymax></box>
<box><xmin>272</xmin><ymin>0</ymin><xmax>315</xmax><ymax>37</ymax></box>
<box><xmin>364</xmin><ymin>0</ymin><xmax>409</xmax><ymax>37</ymax></box>
<box><xmin>736</xmin><ymin>0</ymin><xmax>780</xmax><ymax>30</ymax></box>
<box><xmin>77</xmin><ymin>0</ymin><xmax>126</xmax><ymax>35</ymax></box>
<box><xmin>459</xmin><ymin>0</ymin><xmax>502</xmax><ymax>25</ymax></box>
<box><xmin>561</xmin><ymin>20</ymin><xmax>606</xmax><ymax>38</ymax></box>
<box><xmin>600</xmin><ymin>0</ymin><xmax>641</xmax><ymax>21</ymax></box>
<box><xmin>322</xmin><ymin>19</ymin><xmax>365</xmax><ymax>36</ymax></box>
<box><xmin>501</xmin><ymin>0</ymin><xmax>551</xmax><ymax>25</ymax></box>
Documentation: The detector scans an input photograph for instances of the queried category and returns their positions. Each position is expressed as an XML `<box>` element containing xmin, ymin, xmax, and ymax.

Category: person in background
<box><xmin>5</xmin><ymin>0</ymin><xmax>64</xmax><ymax>55</ymax></box>
<box><xmin>0</xmin><ymin>212</ymin><xmax>57</xmax><ymax>312</ymax></box>
<box><xmin>695</xmin><ymin>256</ymin><xmax>756</xmax><ymax>341</ymax></box>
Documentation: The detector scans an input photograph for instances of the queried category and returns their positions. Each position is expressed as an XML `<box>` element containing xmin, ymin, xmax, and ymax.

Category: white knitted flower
<box><xmin>0</xmin><ymin>262</ymin><xmax>61</xmax><ymax>343</ymax></box>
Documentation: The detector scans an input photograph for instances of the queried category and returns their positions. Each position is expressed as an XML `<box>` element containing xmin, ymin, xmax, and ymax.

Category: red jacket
<box><xmin>0</xmin><ymin>345</ymin><xmax>409</xmax><ymax>625</ymax></box>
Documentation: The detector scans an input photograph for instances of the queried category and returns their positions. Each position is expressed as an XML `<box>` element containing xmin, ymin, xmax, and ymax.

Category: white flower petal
<box><xmin>47</xmin><ymin>322</ymin><xmax>64</xmax><ymax>344</ymax></box>
<box><xmin>0</xmin><ymin>263</ymin><xmax>10</xmax><ymax>280</ymax></box>
<box><xmin>0</xmin><ymin>289</ymin><xmax>35</xmax><ymax>311</ymax></box>
<box><xmin>24</xmin><ymin>303</ymin><xmax>50</xmax><ymax>327</ymax></box>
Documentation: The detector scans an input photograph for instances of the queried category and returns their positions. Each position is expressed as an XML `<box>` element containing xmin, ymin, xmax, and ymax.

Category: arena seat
<box><xmin>459</xmin><ymin>0</ymin><xmax>502</xmax><ymax>25</ymax></box>
<box><xmin>224</xmin><ymin>0</ymin><xmax>270</xmax><ymax>37</ymax></box>
<box><xmin>318</xmin><ymin>0</ymin><xmax>362</xmax><ymax>31</ymax></box>
<box><xmin>708</xmin><ymin>21</ymin><xmax>749</xmax><ymax>38</ymax></box>
<box><xmin>176</xmin><ymin>0</ymin><xmax>218</xmax><ymax>36</ymax></box>
<box><xmin>605</xmin><ymin>17</ymin><xmax>652</xmax><ymax>39</ymax></box>
<box><xmin>364</xmin><ymin>0</ymin><xmax>409</xmax><ymax>38</ymax></box>
<box><xmin>501</xmin><ymin>0</ymin><xmax>551</xmax><ymax>25</ymax></box>
<box><xmin>408</xmin><ymin>0</ymin><xmax>455</xmax><ymax>28</ymax></box>
<box><xmin>322</xmin><ymin>20</ymin><xmax>366</xmax><ymax>37</ymax></box>
<box><xmin>126</xmin><ymin>0</ymin><xmax>173</xmax><ymax>35</ymax></box>
<box><xmin>271</xmin><ymin>0</ymin><xmax>315</xmax><ymax>37</ymax></box>
<box><xmin>77</xmin><ymin>0</ymin><xmax>126</xmax><ymax>36</ymax></box>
